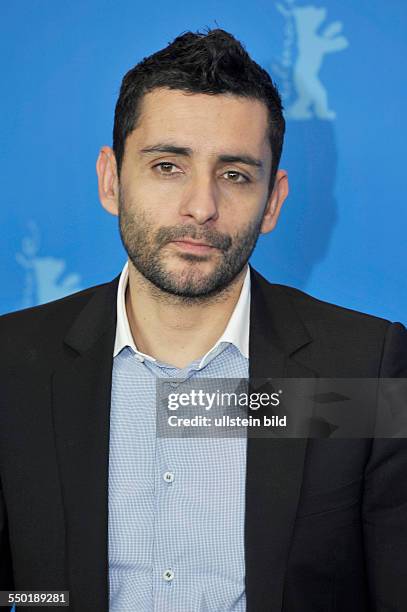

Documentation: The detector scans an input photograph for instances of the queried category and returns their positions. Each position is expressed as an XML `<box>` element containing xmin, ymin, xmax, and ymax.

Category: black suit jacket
<box><xmin>1</xmin><ymin>265</ymin><xmax>407</xmax><ymax>612</ymax></box>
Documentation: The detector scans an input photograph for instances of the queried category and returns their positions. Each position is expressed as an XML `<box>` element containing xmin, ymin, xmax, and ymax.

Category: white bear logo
<box><xmin>276</xmin><ymin>2</ymin><xmax>349</xmax><ymax>119</ymax></box>
<box><xmin>16</xmin><ymin>221</ymin><xmax>82</xmax><ymax>307</ymax></box>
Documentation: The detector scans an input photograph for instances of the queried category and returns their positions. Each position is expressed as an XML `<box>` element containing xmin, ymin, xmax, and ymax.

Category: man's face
<box><xmin>103</xmin><ymin>88</ymin><xmax>287</xmax><ymax>299</ymax></box>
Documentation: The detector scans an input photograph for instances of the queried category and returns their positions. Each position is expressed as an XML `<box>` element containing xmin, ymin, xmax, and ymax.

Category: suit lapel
<box><xmin>245</xmin><ymin>266</ymin><xmax>316</xmax><ymax>612</ymax></box>
<box><xmin>52</xmin><ymin>277</ymin><xmax>119</xmax><ymax>612</ymax></box>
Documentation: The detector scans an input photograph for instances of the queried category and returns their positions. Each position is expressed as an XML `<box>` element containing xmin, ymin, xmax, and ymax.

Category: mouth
<box><xmin>170</xmin><ymin>240</ymin><xmax>219</xmax><ymax>254</ymax></box>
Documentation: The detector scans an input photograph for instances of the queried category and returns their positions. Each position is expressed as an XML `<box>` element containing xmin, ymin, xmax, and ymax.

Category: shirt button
<box><xmin>163</xmin><ymin>569</ymin><xmax>174</xmax><ymax>582</ymax></box>
<box><xmin>163</xmin><ymin>471</ymin><xmax>175</xmax><ymax>483</ymax></box>
<box><xmin>136</xmin><ymin>354</ymin><xmax>144</xmax><ymax>362</ymax></box>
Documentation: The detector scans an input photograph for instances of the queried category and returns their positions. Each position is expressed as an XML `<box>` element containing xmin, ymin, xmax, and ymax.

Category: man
<box><xmin>1</xmin><ymin>28</ymin><xmax>406</xmax><ymax>612</ymax></box>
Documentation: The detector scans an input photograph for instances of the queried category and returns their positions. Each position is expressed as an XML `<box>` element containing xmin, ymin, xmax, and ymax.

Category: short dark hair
<box><xmin>113</xmin><ymin>28</ymin><xmax>285</xmax><ymax>192</ymax></box>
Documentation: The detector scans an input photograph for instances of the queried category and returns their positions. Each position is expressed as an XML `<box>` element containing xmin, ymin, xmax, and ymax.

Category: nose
<box><xmin>178</xmin><ymin>173</ymin><xmax>219</xmax><ymax>225</ymax></box>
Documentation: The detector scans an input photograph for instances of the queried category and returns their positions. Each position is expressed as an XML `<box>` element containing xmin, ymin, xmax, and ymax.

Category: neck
<box><xmin>125</xmin><ymin>262</ymin><xmax>248</xmax><ymax>368</ymax></box>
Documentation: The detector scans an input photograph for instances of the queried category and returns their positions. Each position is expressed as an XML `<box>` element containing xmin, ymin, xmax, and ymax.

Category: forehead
<box><xmin>127</xmin><ymin>87</ymin><xmax>270</xmax><ymax>157</ymax></box>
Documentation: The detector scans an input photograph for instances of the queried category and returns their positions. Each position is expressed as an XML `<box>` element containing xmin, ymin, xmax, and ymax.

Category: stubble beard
<box><xmin>118</xmin><ymin>189</ymin><xmax>265</xmax><ymax>303</ymax></box>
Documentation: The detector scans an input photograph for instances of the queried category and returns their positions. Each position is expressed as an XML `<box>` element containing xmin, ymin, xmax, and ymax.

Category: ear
<box><xmin>96</xmin><ymin>146</ymin><xmax>119</xmax><ymax>216</ymax></box>
<box><xmin>260</xmin><ymin>169</ymin><xmax>289</xmax><ymax>235</ymax></box>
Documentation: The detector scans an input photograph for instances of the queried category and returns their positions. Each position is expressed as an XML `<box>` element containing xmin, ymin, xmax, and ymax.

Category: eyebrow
<box><xmin>139</xmin><ymin>143</ymin><xmax>264</xmax><ymax>171</ymax></box>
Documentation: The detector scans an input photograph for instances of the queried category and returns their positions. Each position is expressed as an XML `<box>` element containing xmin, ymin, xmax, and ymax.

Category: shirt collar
<box><xmin>113</xmin><ymin>261</ymin><xmax>250</xmax><ymax>365</ymax></box>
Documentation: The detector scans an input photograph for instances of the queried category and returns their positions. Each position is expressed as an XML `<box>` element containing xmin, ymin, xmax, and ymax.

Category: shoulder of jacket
<box><xmin>0</xmin><ymin>280</ymin><xmax>114</xmax><ymax>365</ymax></box>
<box><xmin>273</xmin><ymin>283</ymin><xmax>391</xmax><ymax>329</ymax></box>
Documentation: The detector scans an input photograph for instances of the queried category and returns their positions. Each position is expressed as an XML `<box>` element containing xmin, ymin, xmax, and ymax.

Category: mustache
<box><xmin>155</xmin><ymin>225</ymin><xmax>232</xmax><ymax>251</ymax></box>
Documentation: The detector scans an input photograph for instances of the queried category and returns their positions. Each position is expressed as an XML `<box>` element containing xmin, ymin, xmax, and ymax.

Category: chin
<box><xmin>167</xmin><ymin>257</ymin><xmax>216</xmax><ymax>275</ymax></box>
<box><xmin>161</xmin><ymin>263</ymin><xmax>220</xmax><ymax>292</ymax></box>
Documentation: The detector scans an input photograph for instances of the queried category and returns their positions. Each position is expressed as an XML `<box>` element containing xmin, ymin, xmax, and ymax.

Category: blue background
<box><xmin>1</xmin><ymin>0</ymin><xmax>406</xmax><ymax>324</ymax></box>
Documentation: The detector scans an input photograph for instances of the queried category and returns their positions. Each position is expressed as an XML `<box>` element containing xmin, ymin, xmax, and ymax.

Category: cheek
<box><xmin>224</xmin><ymin>199</ymin><xmax>266</xmax><ymax>232</ymax></box>
<box><xmin>121</xmin><ymin>182</ymin><xmax>160</xmax><ymax>219</ymax></box>
<box><xmin>130</xmin><ymin>175</ymin><xmax>183</xmax><ymax>207</ymax></box>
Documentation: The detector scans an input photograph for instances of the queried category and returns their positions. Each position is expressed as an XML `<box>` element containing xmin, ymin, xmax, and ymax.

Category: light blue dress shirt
<box><xmin>108</xmin><ymin>263</ymin><xmax>250</xmax><ymax>611</ymax></box>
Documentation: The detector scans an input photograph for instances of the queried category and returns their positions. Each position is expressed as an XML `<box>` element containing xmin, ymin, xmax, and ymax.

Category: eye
<box><xmin>222</xmin><ymin>170</ymin><xmax>250</xmax><ymax>184</ymax></box>
<box><xmin>153</xmin><ymin>162</ymin><xmax>182</xmax><ymax>175</ymax></box>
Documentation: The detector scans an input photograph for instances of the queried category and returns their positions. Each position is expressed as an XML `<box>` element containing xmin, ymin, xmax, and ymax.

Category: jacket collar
<box><xmin>63</xmin><ymin>276</ymin><xmax>119</xmax><ymax>355</ymax></box>
<box><xmin>63</xmin><ymin>264</ymin><xmax>312</xmax><ymax>364</ymax></box>
<box><xmin>248</xmin><ymin>264</ymin><xmax>313</xmax><ymax>379</ymax></box>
